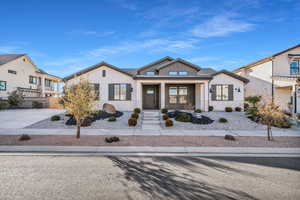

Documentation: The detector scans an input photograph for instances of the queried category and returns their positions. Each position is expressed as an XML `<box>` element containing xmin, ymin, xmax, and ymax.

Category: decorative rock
<box><xmin>103</xmin><ymin>103</ymin><xmax>117</xmax><ymax>114</ymax></box>
<box><xmin>224</xmin><ymin>134</ymin><xmax>235</xmax><ymax>141</ymax></box>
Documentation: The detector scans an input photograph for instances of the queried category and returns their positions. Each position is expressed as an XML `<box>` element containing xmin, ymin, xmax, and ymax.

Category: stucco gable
<box><xmin>212</xmin><ymin>70</ymin><xmax>249</xmax><ymax>83</ymax></box>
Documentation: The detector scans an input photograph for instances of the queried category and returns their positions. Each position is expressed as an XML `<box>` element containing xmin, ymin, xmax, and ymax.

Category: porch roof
<box><xmin>133</xmin><ymin>75</ymin><xmax>212</xmax><ymax>80</ymax></box>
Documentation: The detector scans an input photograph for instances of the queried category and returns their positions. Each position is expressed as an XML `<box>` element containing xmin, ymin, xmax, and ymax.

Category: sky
<box><xmin>0</xmin><ymin>0</ymin><xmax>300</xmax><ymax>77</ymax></box>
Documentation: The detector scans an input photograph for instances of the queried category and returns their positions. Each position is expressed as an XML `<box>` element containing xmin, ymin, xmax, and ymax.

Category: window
<box><xmin>110</xmin><ymin>84</ymin><xmax>130</xmax><ymax>101</ymax></box>
<box><xmin>45</xmin><ymin>79</ymin><xmax>52</xmax><ymax>87</ymax></box>
<box><xmin>0</xmin><ymin>81</ymin><xmax>6</xmax><ymax>91</ymax></box>
<box><xmin>169</xmin><ymin>86</ymin><xmax>188</xmax><ymax>104</ymax></box>
<box><xmin>290</xmin><ymin>60</ymin><xmax>299</xmax><ymax>75</ymax></box>
<box><xmin>8</xmin><ymin>70</ymin><xmax>17</xmax><ymax>74</ymax></box>
<box><xmin>102</xmin><ymin>70</ymin><xmax>106</xmax><ymax>77</ymax></box>
<box><xmin>179</xmin><ymin>71</ymin><xmax>188</xmax><ymax>76</ymax></box>
<box><xmin>212</xmin><ymin>84</ymin><xmax>233</xmax><ymax>101</ymax></box>
<box><xmin>29</xmin><ymin>76</ymin><xmax>37</xmax><ymax>84</ymax></box>
<box><xmin>169</xmin><ymin>71</ymin><xmax>178</xmax><ymax>76</ymax></box>
<box><xmin>146</xmin><ymin>71</ymin><xmax>155</xmax><ymax>76</ymax></box>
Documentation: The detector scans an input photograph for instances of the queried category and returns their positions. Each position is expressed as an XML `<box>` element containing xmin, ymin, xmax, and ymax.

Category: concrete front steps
<box><xmin>142</xmin><ymin>111</ymin><xmax>161</xmax><ymax>130</ymax></box>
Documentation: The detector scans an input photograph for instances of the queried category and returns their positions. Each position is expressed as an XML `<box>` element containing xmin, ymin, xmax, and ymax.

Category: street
<box><xmin>0</xmin><ymin>156</ymin><xmax>299</xmax><ymax>200</ymax></box>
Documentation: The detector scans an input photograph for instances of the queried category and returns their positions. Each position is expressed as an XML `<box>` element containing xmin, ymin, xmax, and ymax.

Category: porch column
<box><xmin>195</xmin><ymin>83</ymin><xmax>201</xmax><ymax>109</ymax></box>
<box><xmin>203</xmin><ymin>82</ymin><xmax>209</xmax><ymax>112</ymax></box>
<box><xmin>161</xmin><ymin>82</ymin><xmax>165</xmax><ymax>109</ymax></box>
<box><xmin>136</xmin><ymin>81</ymin><xmax>142</xmax><ymax>109</ymax></box>
<box><xmin>41</xmin><ymin>76</ymin><xmax>45</xmax><ymax>97</ymax></box>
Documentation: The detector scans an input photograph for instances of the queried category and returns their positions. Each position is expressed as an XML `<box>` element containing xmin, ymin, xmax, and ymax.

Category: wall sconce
<box><xmin>209</xmin><ymin>88</ymin><xmax>213</xmax><ymax>93</ymax></box>
<box><xmin>235</xmin><ymin>88</ymin><xmax>241</xmax><ymax>92</ymax></box>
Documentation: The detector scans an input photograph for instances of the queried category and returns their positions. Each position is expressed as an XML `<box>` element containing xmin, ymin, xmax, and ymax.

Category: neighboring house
<box><xmin>64</xmin><ymin>57</ymin><xmax>248</xmax><ymax>111</ymax></box>
<box><xmin>233</xmin><ymin>44</ymin><xmax>300</xmax><ymax>114</ymax></box>
<box><xmin>0</xmin><ymin>54</ymin><xmax>62</xmax><ymax>99</ymax></box>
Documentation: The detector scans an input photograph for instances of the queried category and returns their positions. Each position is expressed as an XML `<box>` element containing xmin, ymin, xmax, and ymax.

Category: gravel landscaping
<box><xmin>26</xmin><ymin>112</ymin><xmax>142</xmax><ymax>129</ymax></box>
<box><xmin>0</xmin><ymin>135</ymin><xmax>300</xmax><ymax>147</ymax></box>
<box><xmin>162</xmin><ymin>111</ymin><xmax>283</xmax><ymax>130</ymax></box>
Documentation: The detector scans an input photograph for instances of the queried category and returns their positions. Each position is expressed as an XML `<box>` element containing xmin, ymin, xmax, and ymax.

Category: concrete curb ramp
<box><xmin>0</xmin><ymin>146</ymin><xmax>300</xmax><ymax>157</ymax></box>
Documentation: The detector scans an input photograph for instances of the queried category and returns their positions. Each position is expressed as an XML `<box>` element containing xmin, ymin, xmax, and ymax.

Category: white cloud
<box><xmin>108</xmin><ymin>0</ymin><xmax>137</xmax><ymax>10</ymax></box>
<box><xmin>67</xmin><ymin>30</ymin><xmax>115</xmax><ymax>37</ymax></box>
<box><xmin>191</xmin><ymin>15</ymin><xmax>254</xmax><ymax>38</ymax></box>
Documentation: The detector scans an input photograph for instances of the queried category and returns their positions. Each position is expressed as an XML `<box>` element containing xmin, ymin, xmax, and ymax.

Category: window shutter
<box><xmin>228</xmin><ymin>85</ymin><xmax>234</xmax><ymax>101</ymax></box>
<box><xmin>108</xmin><ymin>84</ymin><xmax>114</xmax><ymax>100</ymax></box>
<box><xmin>94</xmin><ymin>84</ymin><xmax>100</xmax><ymax>100</ymax></box>
<box><xmin>126</xmin><ymin>84</ymin><xmax>132</xmax><ymax>100</ymax></box>
<box><xmin>211</xmin><ymin>85</ymin><xmax>216</xmax><ymax>101</ymax></box>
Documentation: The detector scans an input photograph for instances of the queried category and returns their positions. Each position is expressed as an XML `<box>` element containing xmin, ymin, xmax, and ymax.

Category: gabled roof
<box><xmin>0</xmin><ymin>54</ymin><xmax>25</xmax><ymax>65</ymax></box>
<box><xmin>198</xmin><ymin>68</ymin><xmax>216</xmax><ymax>75</ymax></box>
<box><xmin>212</xmin><ymin>70</ymin><xmax>249</xmax><ymax>83</ymax></box>
<box><xmin>156</xmin><ymin>58</ymin><xmax>201</xmax><ymax>71</ymax></box>
<box><xmin>137</xmin><ymin>56</ymin><xmax>174</xmax><ymax>73</ymax></box>
<box><xmin>63</xmin><ymin>61</ymin><xmax>134</xmax><ymax>81</ymax></box>
<box><xmin>233</xmin><ymin>44</ymin><xmax>300</xmax><ymax>73</ymax></box>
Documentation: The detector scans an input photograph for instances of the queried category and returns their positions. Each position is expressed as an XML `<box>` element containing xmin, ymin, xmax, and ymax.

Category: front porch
<box><xmin>136</xmin><ymin>80</ymin><xmax>209</xmax><ymax>111</ymax></box>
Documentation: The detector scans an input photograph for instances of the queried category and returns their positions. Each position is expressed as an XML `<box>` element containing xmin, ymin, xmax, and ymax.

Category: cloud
<box><xmin>0</xmin><ymin>46</ymin><xmax>21</xmax><ymax>53</ymax></box>
<box><xmin>191</xmin><ymin>14</ymin><xmax>254</xmax><ymax>38</ymax></box>
<box><xmin>107</xmin><ymin>0</ymin><xmax>137</xmax><ymax>10</ymax></box>
<box><xmin>67</xmin><ymin>30</ymin><xmax>115</xmax><ymax>37</ymax></box>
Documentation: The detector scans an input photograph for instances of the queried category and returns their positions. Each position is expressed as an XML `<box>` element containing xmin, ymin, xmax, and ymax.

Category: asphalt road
<box><xmin>0</xmin><ymin>156</ymin><xmax>299</xmax><ymax>200</ymax></box>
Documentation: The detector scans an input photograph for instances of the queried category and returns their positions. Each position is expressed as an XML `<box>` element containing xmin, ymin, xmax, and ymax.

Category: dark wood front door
<box><xmin>143</xmin><ymin>85</ymin><xmax>159</xmax><ymax>109</ymax></box>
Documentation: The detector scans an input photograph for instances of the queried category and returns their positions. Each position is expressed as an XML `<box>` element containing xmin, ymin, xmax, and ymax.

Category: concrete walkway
<box><xmin>0</xmin><ymin>146</ymin><xmax>300</xmax><ymax>157</ymax></box>
<box><xmin>0</xmin><ymin>128</ymin><xmax>300</xmax><ymax>136</ymax></box>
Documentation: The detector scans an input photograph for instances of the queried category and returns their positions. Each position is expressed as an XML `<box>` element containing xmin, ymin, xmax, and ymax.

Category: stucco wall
<box><xmin>0</xmin><ymin>56</ymin><xmax>39</xmax><ymax>98</ymax></box>
<box><xmin>66</xmin><ymin>65</ymin><xmax>137</xmax><ymax>111</ymax></box>
<box><xmin>274</xmin><ymin>87</ymin><xmax>292</xmax><ymax>111</ymax></box>
<box><xmin>209</xmin><ymin>73</ymin><xmax>245</xmax><ymax>111</ymax></box>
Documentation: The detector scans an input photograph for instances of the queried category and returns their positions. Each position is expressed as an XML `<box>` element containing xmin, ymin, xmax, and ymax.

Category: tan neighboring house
<box><xmin>233</xmin><ymin>44</ymin><xmax>300</xmax><ymax>114</ymax></box>
<box><xmin>64</xmin><ymin>57</ymin><xmax>248</xmax><ymax>111</ymax></box>
<box><xmin>0</xmin><ymin>54</ymin><xmax>62</xmax><ymax>99</ymax></box>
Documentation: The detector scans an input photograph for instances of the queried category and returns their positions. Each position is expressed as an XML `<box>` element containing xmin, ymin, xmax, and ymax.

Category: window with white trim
<box><xmin>290</xmin><ymin>60</ymin><xmax>299</xmax><ymax>75</ymax></box>
<box><xmin>0</xmin><ymin>81</ymin><xmax>6</xmax><ymax>91</ymax></box>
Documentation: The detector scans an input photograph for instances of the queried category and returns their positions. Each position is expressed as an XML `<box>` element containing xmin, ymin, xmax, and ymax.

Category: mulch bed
<box><xmin>0</xmin><ymin>135</ymin><xmax>300</xmax><ymax>147</ymax></box>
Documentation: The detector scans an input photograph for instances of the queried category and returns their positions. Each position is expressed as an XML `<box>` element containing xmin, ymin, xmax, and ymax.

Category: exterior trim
<box><xmin>156</xmin><ymin>58</ymin><xmax>201</xmax><ymax>71</ymax></box>
<box><xmin>211</xmin><ymin>70</ymin><xmax>249</xmax><ymax>83</ymax></box>
<box><xmin>134</xmin><ymin>76</ymin><xmax>212</xmax><ymax>80</ymax></box>
<box><xmin>137</xmin><ymin>56</ymin><xmax>174</xmax><ymax>73</ymax></box>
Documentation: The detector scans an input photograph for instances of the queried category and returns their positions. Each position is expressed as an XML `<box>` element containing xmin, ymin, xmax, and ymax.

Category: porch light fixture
<box><xmin>235</xmin><ymin>87</ymin><xmax>241</xmax><ymax>92</ymax></box>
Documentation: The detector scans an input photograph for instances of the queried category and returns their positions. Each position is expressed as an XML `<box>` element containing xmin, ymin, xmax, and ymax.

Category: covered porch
<box><xmin>136</xmin><ymin>80</ymin><xmax>209</xmax><ymax>111</ymax></box>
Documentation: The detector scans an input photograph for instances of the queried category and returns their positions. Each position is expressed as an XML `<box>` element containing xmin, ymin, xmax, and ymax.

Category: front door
<box><xmin>143</xmin><ymin>85</ymin><xmax>159</xmax><ymax>109</ymax></box>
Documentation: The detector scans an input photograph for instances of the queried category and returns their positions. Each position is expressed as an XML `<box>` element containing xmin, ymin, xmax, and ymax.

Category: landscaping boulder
<box><xmin>224</xmin><ymin>134</ymin><xmax>235</xmax><ymax>141</ymax></box>
<box><xmin>191</xmin><ymin>115</ymin><xmax>214</xmax><ymax>124</ymax></box>
<box><xmin>103</xmin><ymin>103</ymin><xmax>117</xmax><ymax>114</ymax></box>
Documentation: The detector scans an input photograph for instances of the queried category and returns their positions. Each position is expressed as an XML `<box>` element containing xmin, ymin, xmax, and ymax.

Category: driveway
<box><xmin>0</xmin><ymin>109</ymin><xmax>64</xmax><ymax>129</ymax></box>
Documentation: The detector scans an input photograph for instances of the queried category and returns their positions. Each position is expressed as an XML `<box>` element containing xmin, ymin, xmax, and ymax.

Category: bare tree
<box><xmin>63</xmin><ymin>78</ymin><xmax>96</xmax><ymax>138</ymax></box>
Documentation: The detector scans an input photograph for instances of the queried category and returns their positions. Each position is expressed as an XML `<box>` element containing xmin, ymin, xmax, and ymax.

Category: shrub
<box><xmin>175</xmin><ymin>113</ymin><xmax>192</xmax><ymax>122</ymax></box>
<box><xmin>235</xmin><ymin>107</ymin><xmax>242</xmax><ymax>112</ymax></box>
<box><xmin>131</xmin><ymin>113</ymin><xmax>139</xmax><ymax>119</ymax></box>
<box><xmin>19</xmin><ymin>134</ymin><xmax>31</xmax><ymax>141</ymax></box>
<box><xmin>128</xmin><ymin>118</ymin><xmax>137</xmax><ymax>126</ymax></box>
<box><xmin>225</xmin><ymin>107</ymin><xmax>233</xmax><ymax>112</ymax></box>
<box><xmin>81</xmin><ymin>117</ymin><xmax>93</xmax><ymax>127</ymax></box>
<box><xmin>298</xmin><ymin>114</ymin><xmax>300</xmax><ymax>120</ymax></box>
<box><xmin>208</xmin><ymin>106</ymin><xmax>214</xmax><ymax>111</ymax></box>
<box><xmin>244</xmin><ymin>103</ymin><xmax>249</xmax><ymax>111</ymax></box>
<box><xmin>161</xmin><ymin>108</ymin><xmax>168</xmax><ymax>114</ymax></box>
<box><xmin>51</xmin><ymin>115</ymin><xmax>61</xmax><ymax>121</ymax></box>
<box><xmin>32</xmin><ymin>101</ymin><xmax>43</xmax><ymax>108</ymax></box>
<box><xmin>8</xmin><ymin>90</ymin><xmax>24</xmax><ymax>107</ymax></box>
<box><xmin>219</xmin><ymin>118</ymin><xmax>228</xmax><ymax>123</ymax></box>
<box><xmin>105</xmin><ymin>136</ymin><xmax>120</xmax><ymax>143</ymax></box>
<box><xmin>245</xmin><ymin>96</ymin><xmax>261</xmax><ymax>107</ymax></box>
<box><xmin>162</xmin><ymin>114</ymin><xmax>169</xmax><ymax>120</ymax></box>
<box><xmin>165</xmin><ymin>119</ymin><xmax>174</xmax><ymax>127</ymax></box>
<box><xmin>134</xmin><ymin>108</ymin><xmax>141</xmax><ymax>114</ymax></box>
<box><xmin>0</xmin><ymin>99</ymin><xmax>9</xmax><ymax>110</ymax></box>
<box><xmin>108</xmin><ymin>116</ymin><xmax>116</xmax><ymax>122</ymax></box>
<box><xmin>246</xmin><ymin>107</ymin><xmax>258</xmax><ymax>117</ymax></box>
<box><xmin>224</xmin><ymin>134</ymin><xmax>235</xmax><ymax>141</ymax></box>
<box><xmin>194</xmin><ymin>109</ymin><xmax>202</xmax><ymax>113</ymax></box>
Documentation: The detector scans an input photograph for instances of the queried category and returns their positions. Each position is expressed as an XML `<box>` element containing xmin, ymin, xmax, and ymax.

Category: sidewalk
<box><xmin>0</xmin><ymin>146</ymin><xmax>300</xmax><ymax>157</ymax></box>
<box><xmin>0</xmin><ymin>128</ymin><xmax>300</xmax><ymax>136</ymax></box>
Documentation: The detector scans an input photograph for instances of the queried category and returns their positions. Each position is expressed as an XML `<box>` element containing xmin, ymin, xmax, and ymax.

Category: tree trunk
<box><xmin>76</xmin><ymin>121</ymin><xmax>81</xmax><ymax>139</ymax></box>
<box><xmin>267</xmin><ymin>124</ymin><xmax>271</xmax><ymax>141</ymax></box>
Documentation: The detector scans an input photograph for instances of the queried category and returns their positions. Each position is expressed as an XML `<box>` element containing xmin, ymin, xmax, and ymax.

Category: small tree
<box><xmin>8</xmin><ymin>90</ymin><xmax>24</xmax><ymax>107</ymax></box>
<box><xmin>245</xmin><ymin>95</ymin><xmax>261</xmax><ymax>108</ymax></box>
<box><xmin>63</xmin><ymin>79</ymin><xmax>96</xmax><ymax>138</ymax></box>
<box><xmin>258</xmin><ymin>103</ymin><xmax>285</xmax><ymax>141</ymax></box>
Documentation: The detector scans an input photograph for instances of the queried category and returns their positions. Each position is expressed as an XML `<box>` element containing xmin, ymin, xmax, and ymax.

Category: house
<box><xmin>64</xmin><ymin>57</ymin><xmax>248</xmax><ymax>111</ymax></box>
<box><xmin>233</xmin><ymin>44</ymin><xmax>300</xmax><ymax>114</ymax></box>
<box><xmin>0</xmin><ymin>54</ymin><xmax>62</xmax><ymax>99</ymax></box>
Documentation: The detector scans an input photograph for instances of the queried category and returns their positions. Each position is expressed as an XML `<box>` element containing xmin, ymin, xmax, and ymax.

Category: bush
<box><xmin>128</xmin><ymin>118</ymin><xmax>137</xmax><ymax>126</ymax></box>
<box><xmin>32</xmin><ymin>101</ymin><xmax>43</xmax><ymax>108</ymax></box>
<box><xmin>194</xmin><ymin>109</ymin><xmax>202</xmax><ymax>113</ymax></box>
<box><xmin>246</xmin><ymin>107</ymin><xmax>258</xmax><ymax>117</ymax></box>
<box><xmin>219</xmin><ymin>118</ymin><xmax>228</xmax><ymax>123</ymax></box>
<box><xmin>244</xmin><ymin>103</ymin><xmax>249</xmax><ymax>111</ymax></box>
<box><xmin>19</xmin><ymin>134</ymin><xmax>31</xmax><ymax>141</ymax></box>
<box><xmin>105</xmin><ymin>136</ymin><xmax>120</xmax><ymax>143</ymax></box>
<box><xmin>131</xmin><ymin>113</ymin><xmax>139</xmax><ymax>119</ymax></box>
<box><xmin>245</xmin><ymin>96</ymin><xmax>261</xmax><ymax>107</ymax></box>
<box><xmin>51</xmin><ymin>115</ymin><xmax>60</xmax><ymax>121</ymax></box>
<box><xmin>208</xmin><ymin>106</ymin><xmax>214</xmax><ymax>111</ymax></box>
<box><xmin>81</xmin><ymin>117</ymin><xmax>93</xmax><ymax>127</ymax></box>
<box><xmin>162</xmin><ymin>114</ymin><xmax>169</xmax><ymax>120</ymax></box>
<box><xmin>161</xmin><ymin>108</ymin><xmax>168</xmax><ymax>114</ymax></box>
<box><xmin>108</xmin><ymin>116</ymin><xmax>116</xmax><ymax>122</ymax></box>
<box><xmin>8</xmin><ymin>90</ymin><xmax>24</xmax><ymax>107</ymax></box>
<box><xmin>298</xmin><ymin>114</ymin><xmax>300</xmax><ymax>120</ymax></box>
<box><xmin>134</xmin><ymin>108</ymin><xmax>141</xmax><ymax>114</ymax></box>
<box><xmin>0</xmin><ymin>99</ymin><xmax>9</xmax><ymax>110</ymax></box>
<box><xmin>235</xmin><ymin>107</ymin><xmax>242</xmax><ymax>112</ymax></box>
<box><xmin>225</xmin><ymin>107</ymin><xmax>233</xmax><ymax>112</ymax></box>
<box><xmin>165</xmin><ymin>119</ymin><xmax>174</xmax><ymax>127</ymax></box>
<box><xmin>175</xmin><ymin>113</ymin><xmax>192</xmax><ymax>122</ymax></box>
<box><xmin>224</xmin><ymin>134</ymin><xmax>235</xmax><ymax>141</ymax></box>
